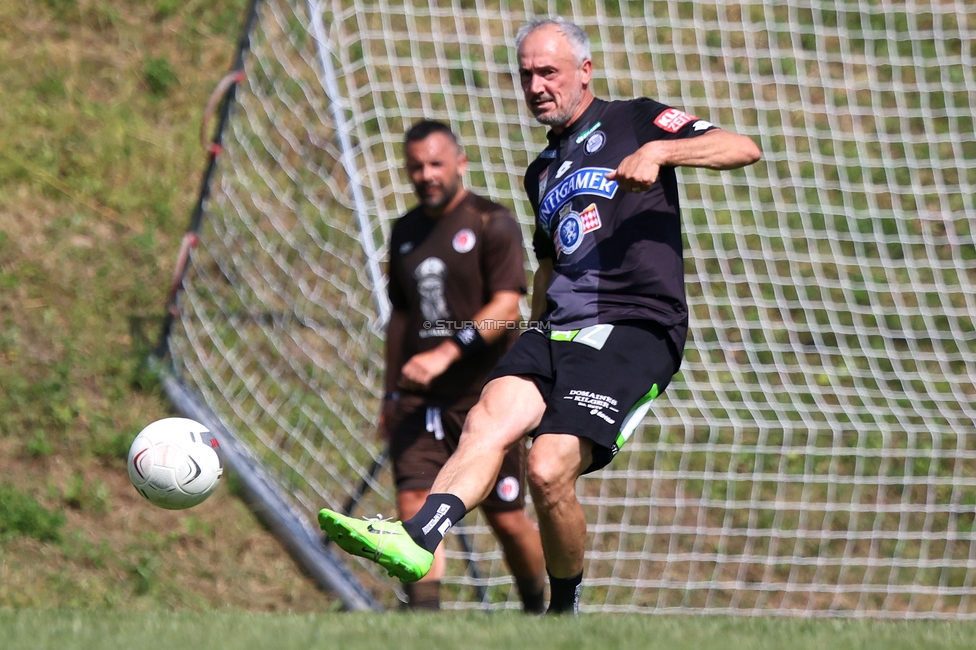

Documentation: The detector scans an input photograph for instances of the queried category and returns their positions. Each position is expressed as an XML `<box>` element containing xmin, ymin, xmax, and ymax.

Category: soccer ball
<box><xmin>127</xmin><ymin>417</ymin><xmax>223</xmax><ymax>510</ymax></box>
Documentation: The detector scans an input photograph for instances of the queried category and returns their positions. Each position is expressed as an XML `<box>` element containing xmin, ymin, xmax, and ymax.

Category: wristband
<box><xmin>452</xmin><ymin>324</ymin><xmax>487</xmax><ymax>358</ymax></box>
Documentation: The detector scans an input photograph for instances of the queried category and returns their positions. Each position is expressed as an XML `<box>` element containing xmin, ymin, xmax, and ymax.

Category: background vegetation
<box><xmin>0</xmin><ymin>0</ymin><xmax>334</xmax><ymax>612</ymax></box>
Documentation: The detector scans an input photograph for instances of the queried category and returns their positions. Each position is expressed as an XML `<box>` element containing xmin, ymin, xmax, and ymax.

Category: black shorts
<box><xmin>388</xmin><ymin>398</ymin><xmax>527</xmax><ymax>512</ymax></box>
<box><xmin>486</xmin><ymin>322</ymin><xmax>680</xmax><ymax>473</ymax></box>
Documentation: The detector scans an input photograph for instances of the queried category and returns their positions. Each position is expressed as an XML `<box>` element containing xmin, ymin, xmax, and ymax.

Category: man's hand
<box><xmin>605</xmin><ymin>141</ymin><xmax>666</xmax><ymax>193</ymax></box>
<box><xmin>399</xmin><ymin>341</ymin><xmax>462</xmax><ymax>390</ymax></box>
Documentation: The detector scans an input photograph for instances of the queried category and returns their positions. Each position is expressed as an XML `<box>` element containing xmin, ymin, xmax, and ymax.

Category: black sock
<box><xmin>402</xmin><ymin>493</ymin><xmax>467</xmax><ymax>554</ymax></box>
<box><xmin>546</xmin><ymin>570</ymin><xmax>582</xmax><ymax>616</ymax></box>
<box><xmin>516</xmin><ymin>573</ymin><xmax>547</xmax><ymax>615</ymax></box>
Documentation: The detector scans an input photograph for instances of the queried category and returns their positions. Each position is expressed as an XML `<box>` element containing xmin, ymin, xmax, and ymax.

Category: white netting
<box><xmin>164</xmin><ymin>0</ymin><xmax>976</xmax><ymax>616</ymax></box>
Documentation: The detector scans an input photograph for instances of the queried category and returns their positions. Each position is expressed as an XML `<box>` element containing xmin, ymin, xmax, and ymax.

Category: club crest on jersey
<box><xmin>553</xmin><ymin>203</ymin><xmax>601</xmax><ymax>256</ymax></box>
<box><xmin>583</xmin><ymin>131</ymin><xmax>606</xmax><ymax>155</ymax></box>
<box><xmin>539</xmin><ymin>167</ymin><xmax>618</xmax><ymax>229</ymax></box>
<box><xmin>538</xmin><ymin>169</ymin><xmax>549</xmax><ymax>202</ymax></box>
<box><xmin>452</xmin><ymin>228</ymin><xmax>476</xmax><ymax>253</ymax></box>
<box><xmin>555</xmin><ymin>212</ymin><xmax>584</xmax><ymax>255</ymax></box>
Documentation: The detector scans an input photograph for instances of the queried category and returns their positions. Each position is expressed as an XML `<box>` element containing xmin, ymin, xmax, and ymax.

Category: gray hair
<box><xmin>515</xmin><ymin>18</ymin><xmax>591</xmax><ymax>66</ymax></box>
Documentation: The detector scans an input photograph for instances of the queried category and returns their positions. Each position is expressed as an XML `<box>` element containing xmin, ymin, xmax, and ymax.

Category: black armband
<box><xmin>452</xmin><ymin>324</ymin><xmax>487</xmax><ymax>358</ymax></box>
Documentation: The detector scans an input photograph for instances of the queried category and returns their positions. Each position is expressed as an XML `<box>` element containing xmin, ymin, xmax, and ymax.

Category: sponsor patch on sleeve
<box><xmin>654</xmin><ymin>108</ymin><xmax>697</xmax><ymax>133</ymax></box>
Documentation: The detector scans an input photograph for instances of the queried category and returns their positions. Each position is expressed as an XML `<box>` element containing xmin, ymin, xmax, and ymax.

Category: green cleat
<box><xmin>318</xmin><ymin>509</ymin><xmax>433</xmax><ymax>583</ymax></box>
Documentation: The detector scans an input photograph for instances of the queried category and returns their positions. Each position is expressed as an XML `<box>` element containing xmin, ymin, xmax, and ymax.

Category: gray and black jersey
<box><xmin>524</xmin><ymin>97</ymin><xmax>718</xmax><ymax>357</ymax></box>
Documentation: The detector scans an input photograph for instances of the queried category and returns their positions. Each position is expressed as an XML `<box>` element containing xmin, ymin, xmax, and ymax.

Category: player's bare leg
<box><xmin>526</xmin><ymin>433</ymin><xmax>593</xmax><ymax>614</ymax></box>
<box><xmin>430</xmin><ymin>375</ymin><xmax>546</xmax><ymax>507</ymax></box>
<box><xmin>319</xmin><ymin>376</ymin><xmax>546</xmax><ymax>583</ymax></box>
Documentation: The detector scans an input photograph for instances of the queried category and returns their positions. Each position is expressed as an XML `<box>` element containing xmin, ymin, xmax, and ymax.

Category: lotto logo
<box><xmin>654</xmin><ymin>108</ymin><xmax>696</xmax><ymax>133</ymax></box>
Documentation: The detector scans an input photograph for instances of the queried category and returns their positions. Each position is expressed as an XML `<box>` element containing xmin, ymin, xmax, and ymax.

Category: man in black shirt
<box><xmin>319</xmin><ymin>18</ymin><xmax>761</xmax><ymax>615</ymax></box>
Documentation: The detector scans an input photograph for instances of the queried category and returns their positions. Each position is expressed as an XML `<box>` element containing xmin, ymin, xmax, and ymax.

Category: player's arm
<box><xmin>529</xmin><ymin>257</ymin><xmax>553</xmax><ymax>322</ymax></box>
<box><xmin>384</xmin><ymin>308</ymin><xmax>409</xmax><ymax>397</ymax></box>
<box><xmin>382</xmin><ymin>227</ymin><xmax>410</xmax><ymax>438</ymax></box>
<box><xmin>399</xmin><ymin>290</ymin><xmax>521</xmax><ymax>389</ymax></box>
<box><xmin>380</xmin><ymin>308</ymin><xmax>409</xmax><ymax>439</ymax></box>
<box><xmin>642</xmin><ymin>128</ymin><xmax>761</xmax><ymax>170</ymax></box>
<box><xmin>468</xmin><ymin>289</ymin><xmax>522</xmax><ymax>343</ymax></box>
<box><xmin>607</xmin><ymin>129</ymin><xmax>761</xmax><ymax>193</ymax></box>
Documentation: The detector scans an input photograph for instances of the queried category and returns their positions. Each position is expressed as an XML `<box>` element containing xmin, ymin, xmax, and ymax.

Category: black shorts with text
<box><xmin>486</xmin><ymin>321</ymin><xmax>680</xmax><ymax>473</ymax></box>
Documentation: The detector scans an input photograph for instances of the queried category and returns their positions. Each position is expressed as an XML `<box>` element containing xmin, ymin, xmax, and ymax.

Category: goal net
<box><xmin>159</xmin><ymin>0</ymin><xmax>976</xmax><ymax>617</ymax></box>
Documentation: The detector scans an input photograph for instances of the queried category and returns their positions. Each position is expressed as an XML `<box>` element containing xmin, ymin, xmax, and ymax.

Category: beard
<box><xmin>416</xmin><ymin>177</ymin><xmax>461</xmax><ymax>214</ymax></box>
<box><xmin>534</xmin><ymin>110</ymin><xmax>570</xmax><ymax>127</ymax></box>
<box><xmin>531</xmin><ymin>83</ymin><xmax>586</xmax><ymax>128</ymax></box>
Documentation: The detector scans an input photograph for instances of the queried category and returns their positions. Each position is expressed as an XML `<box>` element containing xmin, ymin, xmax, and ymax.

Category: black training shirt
<box><xmin>524</xmin><ymin>97</ymin><xmax>717</xmax><ymax>356</ymax></box>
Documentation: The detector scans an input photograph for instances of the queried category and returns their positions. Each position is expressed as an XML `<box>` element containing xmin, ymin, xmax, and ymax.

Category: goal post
<box><xmin>157</xmin><ymin>0</ymin><xmax>976</xmax><ymax>616</ymax></box>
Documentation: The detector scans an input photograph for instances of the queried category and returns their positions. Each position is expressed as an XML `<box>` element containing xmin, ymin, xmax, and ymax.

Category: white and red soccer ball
<box><xmin>127</xmin><ymin>417</ymin><xmax>223</xmax><ymax>510</ymax></box>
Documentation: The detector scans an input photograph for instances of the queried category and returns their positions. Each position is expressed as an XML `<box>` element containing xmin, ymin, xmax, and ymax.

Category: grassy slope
<box><xmin>0</xmin><ymin>0</ymin><xmax>334</xmax><ymax>611</ymax></box>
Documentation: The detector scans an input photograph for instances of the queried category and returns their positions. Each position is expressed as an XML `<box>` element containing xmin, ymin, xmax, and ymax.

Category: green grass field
<box><xmin>4</xmin><ymin>610</ymin><xmax>976</xmax><ymax>650</ymax></box>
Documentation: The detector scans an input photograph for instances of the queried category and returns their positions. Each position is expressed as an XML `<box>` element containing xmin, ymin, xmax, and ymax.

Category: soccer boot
<box><xmin>318</xmin><ymin>509</ymin><xmax>433</xmax><ymax>583</ymax></box>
